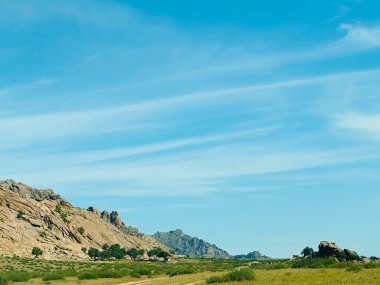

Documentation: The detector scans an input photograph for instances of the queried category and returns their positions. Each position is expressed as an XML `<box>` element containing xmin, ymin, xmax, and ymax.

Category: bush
<box><xmin>16</xmin><ymin>210</ymin><xmax>24</xmax><ymax>219</ymax></box>
<box><xmin>207</xmin><ymin>268</ymin><xmax>255</xmax><ymax>283</ymax></box>
<box><xmin>78</xmin><ymin>271</ymin><xmax>98</xmax><ymax>280</ymax></box>
<box><xmin>97</xmin><ymin>270</ymin><xmax>125</xmax><ymax>278</ymax></box>
<box><xmin>77</xmin><ymin>227</ymin><xmax>85</xmax><ymax>235</ymax></box>
<box><xmin>130</xmin><ymin>272</ymin><xmax>141</xmax><ymax>278</ymax></box>
<box><xmin>42</xmin><ymin>272</ymin><xmax>65</xmax><ymax>281</ymax></box>
<box><xmin>346</xmin><ymin>264</ymin><xmax>362</xmax><ymax>273</ymax></box>
<box><xmin>0</xmin><ymin>275</ymin><xmax>8</xmax><ymax>285</ymax></box>
<box><xmin>8</xmin><ymin>272</ymin><xmax>31</xmax><ymax>282</ymax></box>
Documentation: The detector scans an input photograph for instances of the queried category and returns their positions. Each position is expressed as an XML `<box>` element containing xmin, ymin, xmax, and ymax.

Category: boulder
<box><xmin>318</xmin><ymin>241</ymin><xmax>342</xmax><ymax>258</ymax></box>
<box><xmin>344</xmin><ymin>249</ymin><xmax>359</xmax><ymax>261</ymax></box>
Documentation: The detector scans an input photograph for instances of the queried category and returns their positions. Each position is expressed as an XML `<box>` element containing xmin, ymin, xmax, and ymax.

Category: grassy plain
<box><xmin>0</xmin><ymin>256</ymin><xmax>379</xmax><ymax>285</ymax></box>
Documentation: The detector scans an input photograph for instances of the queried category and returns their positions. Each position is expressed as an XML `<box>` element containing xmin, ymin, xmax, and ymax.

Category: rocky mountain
<box><xmin>152</xmin><ymin>229</ymin><xmax>231</xmax><ymax>258</ymax></box>
<box><xmin>233</xmin><ymin>251</ymin><xmax>270</xmax><ymax>259</ymax></box>
<box><xmin>0</xmin><ymin>179</ymin><xmax>165</xmax><ymax>260</ymax></box>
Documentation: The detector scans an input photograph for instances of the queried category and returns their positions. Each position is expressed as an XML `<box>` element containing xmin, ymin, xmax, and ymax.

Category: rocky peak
<box><xmin>152</xmin><ymin>229</ymin><xmax>231</xmax><ymax>258</ymax></box>
<box><xmin>0</xmin><ymin>179</ymin><xmax>68</xmax><ymax>204</ymax></box>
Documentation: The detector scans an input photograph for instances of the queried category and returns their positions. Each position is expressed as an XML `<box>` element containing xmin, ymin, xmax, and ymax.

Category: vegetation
<box><xmin>301</xmin><ymin>247</ymin><xmax>314</xmax><ymax>257</ymax></box>
<box><xmin>207</xmin><ymin>268</ymin><xmax>256</xmax><ymax>283</ymax></box>
<box><xmin>126</xmin><ymin>248</ymin><xmax>145</xmax><ymax>260</ymax></box>
<box><xmin>55</xmin><ymin>205</ymin><xmax>70</xmax><ymax>224</ymax></box>
<box><xmin>88</xmin><ymin>244</ymin><xmax>127</xmax><ymax>260</ymax></box>
<box><xmin>77</xmin><ymin>226</ymin><xmax>85</xmax><ymax>235</ymax></box>
<box><xmin>31</xmin><ymin>247</ymin><xmax>43</xmax><ymax>259</ymax></box>
<box><xmin>147</xmin><ymin>247</ymin><xmax>171</xmax><ymax>260</ymax></box>
<box><xmin>0</xmin><ymin>255</ymin><xmax>378</xmax><ymax>284</ymax></box>
<box><xmin>16</xmin><ymin>210</ymin><xmax>24</xmax><ymax>219</ymax></box>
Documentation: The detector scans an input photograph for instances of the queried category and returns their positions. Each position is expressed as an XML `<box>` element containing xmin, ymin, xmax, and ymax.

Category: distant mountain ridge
<box><xmin>233</xmin><ymin>251</ymin><xmax>270</xmax><ymax>259</ymax></box>
<box><xmin>153</xmin><ymin>229</ymin><xmax>231</xmax><ymax>258</ymax></box>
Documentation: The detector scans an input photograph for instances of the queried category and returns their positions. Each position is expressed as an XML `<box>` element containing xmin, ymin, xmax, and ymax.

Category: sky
<box><xmin>0</xmin><ymin>0</ymin><xmax>379</xmax><ymax>258</ymax></box>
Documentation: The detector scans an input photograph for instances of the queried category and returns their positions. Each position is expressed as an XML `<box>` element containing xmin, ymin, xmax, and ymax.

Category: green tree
<box><xmin>147</xmin><ymin>247</ymin><xmax>170</xmax><ymax>260</ymax></box>
<box><xmin>126</xmin><ymin>248</ymin><xmax>145</xmax><ymax>260</ymax></box>
<box><xmin>32</xmin><ymin>247</ymin><xmax>43</xmax><ymax>259</ymax></box>
<box><xmin>301</xmin><ymin>247</ymin><xmax>314</xmax><ymax>257</ymax></box>
<box><xmin>108</xmin><ymin>244</ymin><xmax>127</xmax><ymax>259</ymax></box>
<box><xmin>88</xmin><ymin>247</ymin><xmax>101</xmax><ymax>260</ymax></box>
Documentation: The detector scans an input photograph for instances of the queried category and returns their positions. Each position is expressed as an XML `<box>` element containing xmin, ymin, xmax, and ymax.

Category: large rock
<box><xmin>0</xmin><ymin>179</ymin><xmax>167</xmax><ymax>260</ymax></box>
<box><xmin>318</xmin><ymin>241</ymin><xmax>342</xmax><ymax>258</ymax></box>
<box><xmin>344</xmin><ymin>249</ymin><xmax>359</xmax><ymax>261</ymax></box>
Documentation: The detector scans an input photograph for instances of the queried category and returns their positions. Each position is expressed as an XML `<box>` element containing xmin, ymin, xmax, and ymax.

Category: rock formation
<box><xmin>0</xmin><ymin>179</ymin><xmax>165</xmax><ymax>260</ymax></box>
<box><xmin>234</xmin><ymin>251</ymin><xmax>270</xmax><ymax>259</ymax></box>
<box><xmin>153</xmin><ymin>229</ymin><xmax>231</xmax><ymax>258</ymax></box>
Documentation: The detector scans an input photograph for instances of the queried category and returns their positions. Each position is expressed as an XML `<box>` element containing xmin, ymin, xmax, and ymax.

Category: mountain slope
<box><xmin>0</xmin><ymin>179</ymin><xmax>165</xmax><ymax>260</ymax></box>
<box><xmin>152</xmin><ymin>229</ymin><xmax>231</xmax><ymax>258</ymax></box>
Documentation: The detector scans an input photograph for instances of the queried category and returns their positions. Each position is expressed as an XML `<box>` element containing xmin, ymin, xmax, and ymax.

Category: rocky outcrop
<box><xmin>0</xmin><ymin>179</ymin><xmax>166</xmax><ymax>260</ymax></box>
<box><xmin>234</xmin><ymin>251</ymin><xmax>270</xmax><ymax>259</ymax></box>
<box><xmin>153</xmin><ymin>229</ymin><xmax>231</xmax><ymax>258</ymax></box>
<box><xmin>318</xmin><ymin>241</ymin><xmax>342</xmax><ymax>258</ymax></box>
<box><xmin>309</xmin><ymin>241</ymin><xmax>362</xmax><ymax>261</ymax></box>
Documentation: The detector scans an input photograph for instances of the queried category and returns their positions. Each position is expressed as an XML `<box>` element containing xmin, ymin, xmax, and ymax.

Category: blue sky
<box><xmin>1</xmin><ymin>0</ymin><xmax>380</xmax><ymax>257</ymax></box>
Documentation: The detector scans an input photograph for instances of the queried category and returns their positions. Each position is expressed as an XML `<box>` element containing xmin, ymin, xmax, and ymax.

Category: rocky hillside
<box><xmin>152</xmin><ymin>229</ymin><xmax>231</xmax><ymax>258</ymax></box>
<box><xmin>0</xmin><ymin>179</ymin><xmax>165</xmax><ymax>260</ymax></box>
<box><xmin>233</xmin><ymin>251</ymin><xmax>270</xmax><ymax>259</ymax></box>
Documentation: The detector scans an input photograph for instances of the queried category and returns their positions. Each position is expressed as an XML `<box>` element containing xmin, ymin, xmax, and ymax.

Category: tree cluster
<box><xmin>147</xmin><ymin>247</ymin><xmax>170</xmax><ymax>260</ymax></box>
<box><xmin>88</xmin><ymin>244</ymin><xmax>127</xmax><ymax>260</ymax></box>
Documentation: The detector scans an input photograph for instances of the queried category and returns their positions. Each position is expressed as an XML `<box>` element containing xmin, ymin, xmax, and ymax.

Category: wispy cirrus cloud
<box><xmin>335</xmin><ymin>112</ymin><xmax>380</xmax><ymax>140</ymax></box>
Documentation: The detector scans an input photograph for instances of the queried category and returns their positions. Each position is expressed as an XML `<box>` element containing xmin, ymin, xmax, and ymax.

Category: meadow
<box><xmin>0</xmin><ymin>256</ymin><xmax>379</xmax><ymax>285</ymax></box>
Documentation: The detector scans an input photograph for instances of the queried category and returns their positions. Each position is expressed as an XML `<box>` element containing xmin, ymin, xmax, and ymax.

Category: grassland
<box><xmin>0</xmin><ymin>255</ymin><xmax>379</xmax><ymax>285</ymax></box>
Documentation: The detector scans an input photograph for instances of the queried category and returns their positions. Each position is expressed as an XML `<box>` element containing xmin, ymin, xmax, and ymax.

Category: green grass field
<box><xmin>0</xmin><ymin>256</ymin><xmax>379</xmax><ymax>285</ymax></box>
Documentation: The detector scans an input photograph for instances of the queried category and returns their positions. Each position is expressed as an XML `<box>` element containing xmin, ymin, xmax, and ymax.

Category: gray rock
<box><xmin>153</xmin><ymin>229</ymin><xmax>231</xmax><ymax>258</ymax></box>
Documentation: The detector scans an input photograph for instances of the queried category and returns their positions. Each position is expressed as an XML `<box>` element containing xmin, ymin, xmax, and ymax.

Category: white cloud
<box><xmin>339</xmin><ymin>23</ymin><xmax>380</xmax><ymax>48</ymax></box>
<box><xmin>335</xmin><ymin>112</ymin><xmax>380</xmax><ymax>140</ymax></box>
<box><xmin>7</xmin><ymin>143</ymin><xmax>375</xmax><ymax>197</ymax></box>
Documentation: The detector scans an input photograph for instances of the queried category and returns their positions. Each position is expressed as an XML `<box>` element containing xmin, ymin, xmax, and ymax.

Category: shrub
<box><xmin>42</xmin><ymin>272</ymin><xmax>65</xmax><ymax>281</ymax></box>
<box><xmin>8</xmin><ymin>272</ymin><xmax>31</xmax><ymax>282</ymax></box>
<box><xmin>97</xmin><ymin>270</ymin><xmax>125</xmax><ymax>278</ymax></box>
<box><xmin>77</xmin><ymin>227</ymin><xmax>85</xmax><ymax>235</ymax></box>
<box><xmin>16</xmin><ymin>210</ymin><xmax>24</xmax><ymax>219</ymax></box>
<box><xmin>81</xmin><ymin>247</ymin><xmax>87</xmax><ymax>253</ymax></box>
<box><xmin>207</xmin><ymin>268</ymin><xmax>255</xmax><ymax>283</ymax></box>
<box><xmin>39</xmin><ymin>231</ymin><xmax>48</xmax><ymax>238</ymax></box>
<box><xmin>0</xmin><ymin>275</ymin><xmax>8</xmax><ymax>285</ymax></box>
<box><xmin>346</xmin><ymin>264</ymin><xmax>362</xmax><ymax>273</ymax></box>
<box><xmin>78</xmin><ymin>271</ymin><xmax>98</xmax><ymax>280</ymax></box>
<box><xmin>130</xmin><ymin>272</ymin><xmax>141</xmax><ymax>278</ymax></box>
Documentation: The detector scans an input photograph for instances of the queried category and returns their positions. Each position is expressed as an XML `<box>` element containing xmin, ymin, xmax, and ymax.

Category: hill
<box><xmin>233</xmin><ymin>251</ymin><xmax>270</xmax><ymax>259</ymax></box>
<box><xmin>0</xmin><ymin>179</ymin><xmax>165</xmax><ymax>260</ymax></box>
<box><xmin>152</xmin><ymin>229</ymin><xmax>231</xmax><ymax>258</ymax></box>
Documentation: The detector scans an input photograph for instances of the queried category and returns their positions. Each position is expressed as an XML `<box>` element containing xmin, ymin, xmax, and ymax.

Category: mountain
<box><xmin>233</xmin><ymin>251</ymin><xmax>270</xmax><ymax>259</ymax></box>
<box><xmin>152</xmin><ymin>229</ymin><xmax>231</xmax><ymax>258</ymax></box>
<box><xmin>0</xmin><ymin>179</ymin><xmax>165</xmax><ymax>260</ymax></box>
